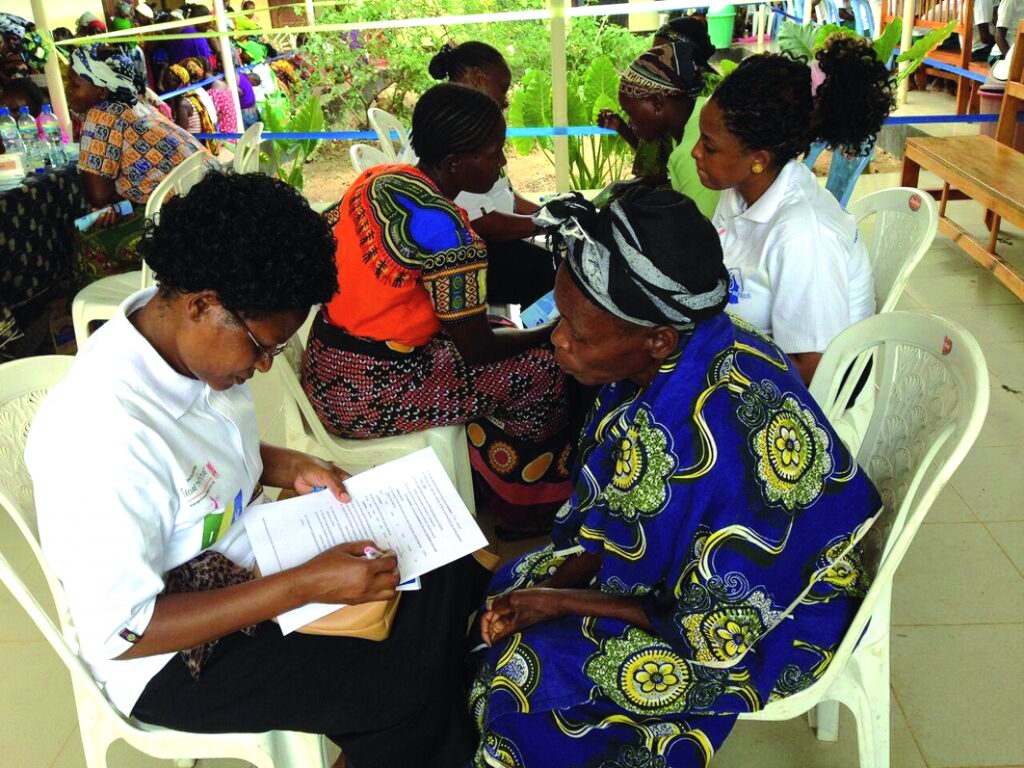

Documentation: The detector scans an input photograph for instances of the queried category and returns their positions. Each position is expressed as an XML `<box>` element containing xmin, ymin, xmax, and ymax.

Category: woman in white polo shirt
<box><xmin>25</xmin><ymin>172</ymin><xmax>489</xmax><ymax>768</ymax></box>
<box><xmin>692</xmin><ymin>37</ymin><xmax>896</xmax><ymax>384</ymax></box>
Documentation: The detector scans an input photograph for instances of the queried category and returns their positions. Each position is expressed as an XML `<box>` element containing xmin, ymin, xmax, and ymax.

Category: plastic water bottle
<box><xmin>17</xmin><ymin>106</ymin><xmax>43</xmax><ymax>168</ymax></box>
<box><xmin>0</xmin><ymin>107</ymin><xmax>25</xmax><ymax>155</ymax></box>
<box><xmin>37</xmin><ymin>104</ymin><xmax>66</xmax><ymax>167</ymax></box>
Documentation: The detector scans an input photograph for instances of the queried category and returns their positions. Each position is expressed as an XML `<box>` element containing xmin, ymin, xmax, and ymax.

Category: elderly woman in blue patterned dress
<box><xmin>468</xmin><ymin>187</ymin><xmax>883</xmax><ymax>768</ymax></box>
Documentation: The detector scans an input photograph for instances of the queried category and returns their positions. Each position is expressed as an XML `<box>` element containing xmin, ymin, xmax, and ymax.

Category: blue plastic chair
<box><xmin>821</xmin><ymin>0</ymin><xmax>841</xmax><ymax>24</ymax></box>
<box><xmin>803</xmin><ymin>141</ymin><xmax>876</xmax><ymax>208</ymax></box>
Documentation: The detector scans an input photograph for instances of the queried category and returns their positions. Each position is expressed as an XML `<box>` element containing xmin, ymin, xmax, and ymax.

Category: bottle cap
<box><xmin>19</xmin><ymin>106</ymin><xmax>30</xmax><ymax>114</ymax></box>
<box><xmin>42</xmin><ymin>104</ymin><xmax>53</xmax><ymax>113</ymax></box>
<box><xmin>0</xmin><ymin>107</ymin><xmax>9</xmax><ymax>117</ymax></box>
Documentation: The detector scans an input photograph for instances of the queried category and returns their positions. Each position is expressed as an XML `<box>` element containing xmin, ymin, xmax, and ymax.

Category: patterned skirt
<box><xmin>302</xmin><ymin>313</ymin><xmax>574</xmax><ymax>527</ymax></box>
<box><xmin>72</xmin><ymin>210</ymin><xmax>146</xmax><ymax>286</ymax></box>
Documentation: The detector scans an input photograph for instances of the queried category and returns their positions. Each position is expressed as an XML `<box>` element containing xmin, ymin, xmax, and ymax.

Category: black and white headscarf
<box><xmin>536</xmin><ymin>187</ymin><xmax>729</xmax><ymax>329</ymax></box>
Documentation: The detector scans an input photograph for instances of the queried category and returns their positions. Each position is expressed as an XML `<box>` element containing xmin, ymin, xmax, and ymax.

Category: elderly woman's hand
<box><xmin>480</xmin><ymin>588</ymin><xmax>564</xmax><ymax>646</ymax></box>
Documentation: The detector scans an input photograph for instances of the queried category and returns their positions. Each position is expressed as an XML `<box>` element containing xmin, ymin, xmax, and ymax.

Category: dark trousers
<box><xmin>132</xmin><ymin>556</ymin><xmax>491</xmax><ymax>768</ymax></box>
<box><xmin>485</xmin><ymin>237</ymin><xmax>556</xmax><ymax>307</ymax></box>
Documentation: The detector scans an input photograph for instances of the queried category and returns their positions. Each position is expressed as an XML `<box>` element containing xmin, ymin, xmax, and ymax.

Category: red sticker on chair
<box><xmin>942</xmin><ymin>336</ymin><xmax>953</xmax><ymax>355</ymax></box>
<box><xmin>909</xmin><ymin>193</ymin><xmax>922</xmax><ymax>212</ymax></box>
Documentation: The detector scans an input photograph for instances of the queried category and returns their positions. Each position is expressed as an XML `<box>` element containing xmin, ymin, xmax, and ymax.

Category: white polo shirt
<box><xmin>25</xmin><ymin>288</ymin><xmax>263</xmax><ymax>716</ymax></box>
<box><xmin>712</xmin><ymin>159</ymin><xmax>875</xmax><ymax>355</ymax></box>
<box><xmin>998</xmin><ymin>0</ymin><xmax>1024</xmax><ymax>33</ymax></box>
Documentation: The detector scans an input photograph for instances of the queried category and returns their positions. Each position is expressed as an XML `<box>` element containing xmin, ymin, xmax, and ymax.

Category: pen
<box><xmin>363</xmin><ymin>545</ymin><xmax>385</xmax><ymax>559</ymax></box>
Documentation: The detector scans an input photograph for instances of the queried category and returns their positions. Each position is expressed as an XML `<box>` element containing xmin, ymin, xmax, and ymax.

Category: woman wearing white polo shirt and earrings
<box><xmin>692</xmin><ymin>37</ymin><xmax>896</xmax><ymax>384</ymax></box>
<box><xmin>25</xmin><ymin>172</ymin><xmax>490</xmax><ymax>768</ymax></box>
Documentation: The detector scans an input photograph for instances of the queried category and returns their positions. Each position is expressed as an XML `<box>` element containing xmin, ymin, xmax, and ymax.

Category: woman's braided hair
<box><xmin>428</xmin><ymin>40</ymin><xmax>506</xmax><ymax>82</ymax></box>
<box><xmin>712</xmin><ymin>36</ymin><xmax>895</xmax><ymax>163</ymax></box>
<box><xmin>411</xmin><ymin>82</ymin><xmax>503</xmax><ymax>166</ymax></box>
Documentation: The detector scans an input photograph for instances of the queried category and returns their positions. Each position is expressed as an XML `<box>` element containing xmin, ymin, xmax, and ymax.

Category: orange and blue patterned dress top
<box><xmin>324</xmin><ymin>163</ymin><xmax>489</xmax><ymax>348</ymax></box>
<box><xmin>79</xmin><ymin>100</ymin><xmax>206</xmax><ymax>205</ymax></box>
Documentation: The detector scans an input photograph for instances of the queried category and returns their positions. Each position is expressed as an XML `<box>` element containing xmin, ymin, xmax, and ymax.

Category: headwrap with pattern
<box><xmin>71</xmin><ymin>44</ymin><xmax>146</xmax><ymax>105</ymax></box>
<box><xmin>619</xmin><ymin>40</ymin><xmax>703</xmax><ymax>101</ymax></box>
<box><xmin>535</xmin><ymin>186</ymin><xmax>729</xmax><ymax>329</ymax></box>
<box><xmin>0</xmin><ymin>12</ymin><xmax>29</xmax><ymax>39</ymax></box>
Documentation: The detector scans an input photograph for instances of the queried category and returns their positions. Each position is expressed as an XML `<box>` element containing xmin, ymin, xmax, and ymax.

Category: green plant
<box><xmin>509</xmin><ymin>55</ymin><xmax>636</xmax><ymax>190</ymax></box>
<box><xmin>777</xmin><ymin>18</ymin><xmax>956</xmax><ymax>84</ymax></box>
<box><xmin>259</xmin><ymin>91</ymin><xmax>325</xmax><ymax>191</ymax></box>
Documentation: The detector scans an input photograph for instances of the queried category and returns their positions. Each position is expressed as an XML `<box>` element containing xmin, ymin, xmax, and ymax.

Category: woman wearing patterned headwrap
<box><xmin>468</xmin><ymin>186</ymin><xmax>883</xmax><ymax>768</ymax></box>
<box><xmin>67</xmin><ymin>44</ymin><xmax>207</xmax><ymax>284</ymax></box>
<box><xmin>597</xmin><ymin>19</ymin><xmax>719</xmax><ymax>217</ymax></box>
<box><xmin>162</xmin><ymin>63</ymin><xmax>220</xmax><ymax>154</ymax></box>
<box><xmin>184</xmin><ymin>55</ymin><xmax>238</xmax><ymax>134</ymax></box>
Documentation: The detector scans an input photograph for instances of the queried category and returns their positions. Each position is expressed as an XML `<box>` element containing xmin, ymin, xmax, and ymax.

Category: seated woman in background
<box><xmin>303</xmin><ymin>83</ymin><xmax>574</xmax><ymax>539</ymax></box>
<box><xmin>426</xmin><ymin>41</ymin><xmax>553</xmax><ymax>307</ymax></box>
<box><xmin>162</xmin><ymin>63</ymin><xmax>220</xmax><ymax>153</ymax></box>
<box><xmin>692</xmin><ymin>38</ymin><xmax>895</xmax><ymax>384</ymax></box>
<box><xmin>28</xmin><ymin>172</ymin><xmax>489</xmax><ymax>768</ymax></box>
<box><xmin>598</xmin><ymin>17</ymin><xmax>719</xmax><ymax>206</ymax></box>
<box><xmin>469</xmin><ymin>187</ymin><xmax>882</xmax><ymax>768</ymax></box>
<box><xmin>181</xmin><ymin>55</ymin><xmax>237</xmax><ymax>134</ymax></box>
<box><xmin>68</xmin><ymin>44</ymin><xmax>209</xmax><ymax>284</ymax></box>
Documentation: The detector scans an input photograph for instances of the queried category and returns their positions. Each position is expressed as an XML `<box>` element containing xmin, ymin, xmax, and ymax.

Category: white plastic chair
<box><xmin>0</xmin><ymin>355</ymin><xmax>328</xmax><ymax>768</ymax></box>
<box><xmin>849</xmin><ymin>187</ymin><xmax>939</xmax><ymax>312</ymax></box>
<box><xmin>232</xmin><ymin>120</ymin><xmax>264</xmax><ymax>174</ymax></box>
<box><xmin>270</xmin><ymin>332</ymin><xmax>476</xmax><ymax>515</ymax></box>
<box><xmin>367</xmin><ymin>107</ymin><xmax>411</xmax><ymax>161</ymax></box>
<box><xmin>349</xmin><ymin>142</ymin><xmax>391</xmax><ymax>174</ymax></box>
<box><xmin>71</xmin><ymin>152</ymin><xmax>212</xmax><ymax>346</ymax></box>
<box><xmin>739</xmin><ymin>311</ymin><xmax>990</xmax><ymax>768</ymax></box>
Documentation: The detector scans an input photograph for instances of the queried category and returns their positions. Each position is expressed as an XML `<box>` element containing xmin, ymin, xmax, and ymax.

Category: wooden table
<box><xmin>902</xmin><ymin>134</ymin><xmax>1024</xmax><ymax>301</ymax></box>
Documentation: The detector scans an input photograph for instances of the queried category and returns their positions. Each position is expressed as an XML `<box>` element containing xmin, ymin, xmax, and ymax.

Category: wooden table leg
<box><xmin>901</xmin><ymin>154</ymin><xmax>922</xmax><ymax>188</ymax></box>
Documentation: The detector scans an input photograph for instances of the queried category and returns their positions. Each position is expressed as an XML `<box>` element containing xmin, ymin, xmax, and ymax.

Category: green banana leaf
<box><xmin>874</xmin><ymin>18</ymin><xmax>903</xmax><ymax>66</ymax></box>
<box><xmin>288</xmin><ymin>93</ymin><xmax>324</xmax><ymax>159</ymax></box>
<box><xmin>583</xmin><ymin>56</ymin><xmax>620</xmax><ymax>111</ymax></box>
<box><xmin>777</xmin><ymin>20</ymin><xmax>818</xmax><ymax>61</ymax></box>
<box><xmin>895</xmin><ymin>20</ymin><xmax>958</xmax><ymax>82</ymax></box>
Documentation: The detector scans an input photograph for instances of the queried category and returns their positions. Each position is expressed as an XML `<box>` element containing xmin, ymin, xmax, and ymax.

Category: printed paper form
<box><xmin>243</xmin><ymin>447</ymin><xmax>487</xmax><ymax>633</ymax></box>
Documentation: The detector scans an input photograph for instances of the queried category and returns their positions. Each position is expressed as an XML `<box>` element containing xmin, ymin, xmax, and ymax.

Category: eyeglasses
<box><xmin>229</xmin><ymin>309</ymin><xmax>289</xmax><ymax>361</ymax></box>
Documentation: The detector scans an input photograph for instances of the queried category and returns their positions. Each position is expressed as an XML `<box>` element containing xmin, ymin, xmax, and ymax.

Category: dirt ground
<box><xmin>302</xmin><ymin>141</ymin><xmax>900</xmax><ymax>206</ymax></box>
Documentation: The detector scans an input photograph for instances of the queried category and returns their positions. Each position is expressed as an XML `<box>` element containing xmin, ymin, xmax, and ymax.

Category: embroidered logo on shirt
<box><xmin>118</xmin><ymin>627</ymin><xmax>142</xmax><ymax>644</ymax></box>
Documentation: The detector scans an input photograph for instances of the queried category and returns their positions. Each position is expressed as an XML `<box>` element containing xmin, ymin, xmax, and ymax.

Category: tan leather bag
<box><xmin>297</xmin><ymin>595</ymin><xmax>401</xmax><ymax>639</ymax></box>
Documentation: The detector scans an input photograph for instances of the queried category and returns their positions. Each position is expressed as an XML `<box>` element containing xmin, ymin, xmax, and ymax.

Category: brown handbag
<box><xmin>296</xmin><ymin>595</ymin><xmax>401</xmax><ymax>639</ymax></box>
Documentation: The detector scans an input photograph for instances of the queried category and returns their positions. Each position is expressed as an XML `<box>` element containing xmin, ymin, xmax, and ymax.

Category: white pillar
<box><xmin>29</xmin><ymin>0</ymin><xmax>72</xmax><ymax>139</ymax></box>
<box><xmin>214</xmin><ymin>0</ymin><xmax>244</xmax><ymax>133</ymax></box>
<box><xmin>549</xmin><ymin>0</ymin><xmax>570</xmax><ymax>192</ymax></box>
<box><xmin>305</xmin><ymin>0</ymin><xmax>316</xmax><ymax>26</ymax></box>
<box><xmin>897</xmin><ymin>0</ymin><xmax>916</xmax><ymax>105</ymax></box>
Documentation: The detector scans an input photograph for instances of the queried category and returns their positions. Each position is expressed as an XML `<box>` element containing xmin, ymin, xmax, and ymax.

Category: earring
<box><xmin>751</xmin><ymin>162</ymin><xmax>764</xmax><ymax>174</ymax></box>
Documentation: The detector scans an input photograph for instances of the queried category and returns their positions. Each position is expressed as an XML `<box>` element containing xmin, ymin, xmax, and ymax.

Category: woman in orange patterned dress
<box><xmin>303</xmin><ymin>84</ymin><xmax>577</xmax><ymax>538</ymax></box>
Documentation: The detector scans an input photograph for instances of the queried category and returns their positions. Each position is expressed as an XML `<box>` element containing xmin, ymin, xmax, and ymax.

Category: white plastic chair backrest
<box><xmin>273</xmin><ymin>333</ymin><xmax>342</xmax><ymax>456</ymax></box>
<box><xmin>232</xmin><ymin>120</ymin><xmax>264</xmax><ymax>174</ymax></box>
<box><xmin>808</xmin><ymin>312</ymin><xmax>988</xmax><ymax>663</ymax></box>
<box><xmin>349</xmin><ymin>143</ymin><xmax>391</xmax><ymax>174</ymax></box>
<box><xmin>367</xmin><ymin>107</ymin><xmax>410</xmax><ymax>161</ymax></box>
<box><xmin>848</xmin><ymin>186</ymin><xmax>939</xmax><ymax>313</ymax></box>
<box><xmin>0</xmin><ymin>356</ymin><xmax>122</xmax><ymax>719</ymax></box>
<box><xmin>141</xmin><ymin>151</ymin><xmax>212</xmax><ymax>288</ymax></box>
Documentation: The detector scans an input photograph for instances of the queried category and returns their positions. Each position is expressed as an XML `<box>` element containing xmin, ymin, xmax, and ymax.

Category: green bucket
<box><xmin>707</xmin><ymin>5</ymin><xmax>736</xmax><ymax>49</ymax></box>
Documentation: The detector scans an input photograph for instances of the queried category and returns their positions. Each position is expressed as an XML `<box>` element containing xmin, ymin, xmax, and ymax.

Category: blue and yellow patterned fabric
<box><xmin>470</xmin><ymin>313</ymin><xmax>883</xmax><ymax>768</ymax></box>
